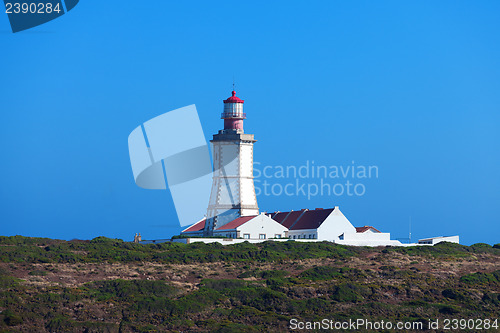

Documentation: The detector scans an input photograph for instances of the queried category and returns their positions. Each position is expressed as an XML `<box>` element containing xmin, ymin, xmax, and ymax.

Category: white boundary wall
<box><xmin>171</xmin><ymin>238</ymin><xmax>458</xmax><ymax>247</ymax></box>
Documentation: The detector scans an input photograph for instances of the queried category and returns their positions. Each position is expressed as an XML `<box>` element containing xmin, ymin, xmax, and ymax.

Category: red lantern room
<box><xmin>221</xmin><ymin>90</ymin><xmax>246</xmax><ymax>131</ymax></box>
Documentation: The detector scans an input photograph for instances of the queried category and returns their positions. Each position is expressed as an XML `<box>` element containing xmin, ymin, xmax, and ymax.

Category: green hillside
<box><xmin>0</xmin><ymin>236</ymin><xmax>499</xmax><ymax>332</ymax></box>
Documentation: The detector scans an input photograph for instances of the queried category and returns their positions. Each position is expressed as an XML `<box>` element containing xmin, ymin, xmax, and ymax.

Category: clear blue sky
<box><xmin>1</xmin><ymin>1</ymin><xmax>499</xmax><ymax>245</ymax></box>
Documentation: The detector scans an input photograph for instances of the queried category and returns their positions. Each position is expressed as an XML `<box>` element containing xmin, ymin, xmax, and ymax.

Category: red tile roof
<box><xmin>281</xmin><ymin>210</ymin><xmax>306</xmax><ymax>228</ymax></box>
<box><xmin>269</xmin><ymin>208</ymin><xmax>335</xmax><ymax>230</ymax></box>
<box><xmin>355</xmin><ymin>226</ymin><xmax>381</xmax><ymax>233</ymax></box>
<box><xmin>292</xmin><ymin>208</ymin><xmax>334</xmax><ymax>230</ymax></box>
<box><xmin>216</xmin><ymin>215</ymin><xmax>257</xmax><ymax>230</ymax></box>
<box><xmin>182</xmin><ymin>219</ymin><xmax>206</xmax><ymax>233</ymax></box>
<box><xmin>183</xmin><ymin>210</ymin><xmax>378</xmax><ymax>234</ymax></box>
<box><xmin>269</xmin><ymin>211</ymin><xmax>289</xmax><ymax>225</ymax></box>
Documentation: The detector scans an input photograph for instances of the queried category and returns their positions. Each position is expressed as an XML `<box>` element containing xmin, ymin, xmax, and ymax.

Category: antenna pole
<box><xmin>409</xmin><ymin>216</ymin><xmax>412</xmax><ymax>243</ymax></box>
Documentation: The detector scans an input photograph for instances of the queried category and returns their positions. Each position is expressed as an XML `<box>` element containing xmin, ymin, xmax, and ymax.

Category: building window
<box><xmin>308</xmin><ymin>234</ymin><xmax>312</xmax><ymax>239</ymax></box>
<box><xmin>243</xmin><ymin>234</ymin><xmax>250</xmax><ymax>239</ymax></box>
<box><xmin>293</xmin><ymin>235</ymin><xmax>296</xmax><ymax>239</ymax></box>
<box><xmin>259</xmin><ymin>234</ymin><xmax>266</xmax><ymax>239</ymax></box>
<box><xmin>275</xmin><ymin>234</ymin><xmax>281</xmax><ymax>239</ymax></box>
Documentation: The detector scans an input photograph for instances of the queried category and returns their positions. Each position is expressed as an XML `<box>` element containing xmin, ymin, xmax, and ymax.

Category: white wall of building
<box><xmin>172</xmin><ymin>238</ymin><xmax>325</xmax><ymax>245</ymax></box>
<box><xmin>418</xmin><ymin>236</ymin><xmax>460</xmax><ymax>245</ymax></box>
<box><xmin>343</xmin><ymin>232</ymin><xmax>391</xmax><ymax>241</ymax></box>
<box><xmin>289</xmin><ymin>229</ymin><xmax>318</xmax><ymax>240</ymax></box>
<box><xmin>236</xmin><ymin>214</ymin><xmax>288</xmax><ymax>239</ymax></box>
<box><xmin>335</xmin><ymin>239</ymin><xmax>404</xmax><ymax>247</ymax></box>
<box><xmin>317</xmin><ymin>207</ymin><xmax>357</xmax><ymax>242</ymax></box>
<box><xmin>336</xmin><ymin>232</ymin><xmax>402</xmax><ymax>246</ymax></box>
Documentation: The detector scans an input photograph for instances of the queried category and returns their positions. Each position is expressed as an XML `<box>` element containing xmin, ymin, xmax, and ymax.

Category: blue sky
<box><xmin>0</xmin><ymin>1</ymin><xmax>499</xmax><ymax>245</ymax></box>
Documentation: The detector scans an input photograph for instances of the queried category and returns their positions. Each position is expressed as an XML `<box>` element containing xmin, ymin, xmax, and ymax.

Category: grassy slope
<box><xmin>0</xmin><ymin>236</ymin><xmax>499</xmax><ymax>332</ymax></box>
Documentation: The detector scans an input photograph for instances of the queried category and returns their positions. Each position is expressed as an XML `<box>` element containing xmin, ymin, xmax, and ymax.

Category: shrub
<box><xmin>460</xmin><ymin>271</ymin><xmax>500</xmax><ymax>284</ymax></box>
<box><xmin>330</xmin><ymin>283</ymin><xmax>368</xmax><ymax>302</ymax></box>
<box><xmin>442</xmin><ymin>289</ymin><xmax>465</xmax><ymax>301</ymax></box>
<box><xmin>90</xmin><ymin>236</ymin><xmax>124</xmax><ymax>244</ymax></box>
<box><xmin>202</xmin><ymin>279</ymin><xmax>247</xmax><ymax>291</ymax></box>
<box><xmin>438</xmin><ymin>304</ymin><xmax>460</xmax><ymax>315</ymax></box>
<box><xmin>471</xmin><ymin>243</ymin><xmax>492</xmax><ymax>249</ymax></box>
<box><xmin>87</xmin><ymin>279</ymin><xmax>180</xmax><ymax>302</ymax></box>
<box><xmin>0</xmin><ymin>269</ymin><xmax>18</xmax><ymax>289</ymax></box>
<box><xmin>237</xmin><ymin>270</ymin><xmax>259</xmax><ymax>279</ymax></box>
<box><xmin>260</xmin><ymin>270</ymin><xmax>288</xmax><ymax>279</ymax></box>
<box><xmin>0</xmin><ymin>235</ymin><xmax>58</xmax><ymax>246</ymax></box>
<box><xmin>29</xmin><ymin>270</ymin><xmax>48</xmax><ymax>276</ymax></box>
<box><xmin>2</xmin><ymin>309</ymin><xmax>23</xmax><ymax>326</ymax></box>
<box><xmin>482</xmin><ymin>293</ymin><xmax>500</xmax><ymax>305</ymax></box>
<box><xmin>470</xmin><ymin>243</ymin><xmax>498</xmax><ymax>254</ymax></box>
<box><xmin>404</xmin><ymin>300</ymin><xmax>428</xmax><ymax>307</ymax></box>
<box><xmin>0</xmin><ymin>236</ymin><xmax>362</xmax><ymax>264</ymax></box>
<box><xmin>300</xmin><ymin>266</ymin><xmax>361</xmax><ymax>281</ymax></box>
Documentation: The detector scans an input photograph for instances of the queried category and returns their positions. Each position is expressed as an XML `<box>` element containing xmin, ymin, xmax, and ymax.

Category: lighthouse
<box><xmin>203</xmin><ymin>90</ymin><xmax>259</xmax><ymax>236</ymax></box>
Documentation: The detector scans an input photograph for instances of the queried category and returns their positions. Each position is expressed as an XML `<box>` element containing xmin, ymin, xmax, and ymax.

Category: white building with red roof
<box><xmin>182</xmin><ymin>213</ymin><xmax>288</xmax><ymax>240</ymax></box>
<box><xmin>182</xmin><ymin>205</ymin><xmax>398</xmax><ymax>245</ymax></box>
<box><xmin>267</xmin><ymin>207</ymin><xmax>354</xmax><ymax>241</ymax></box>
<box><xmin>265</xmin><ymin>206</ymin><xmax>405</xmax><ymax>245</ymax></box>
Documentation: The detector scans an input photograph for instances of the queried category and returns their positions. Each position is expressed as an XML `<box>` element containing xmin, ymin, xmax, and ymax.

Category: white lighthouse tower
<box><xmin>203</xmin><ymin>90</ymin><xmax>259</xmax><ymax>236</ymax></box>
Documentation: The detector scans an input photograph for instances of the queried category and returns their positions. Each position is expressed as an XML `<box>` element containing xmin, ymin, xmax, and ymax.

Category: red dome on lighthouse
<box><xmin>224</xmin><ymin>90</ymin><xmax>244</xmax><ymax>104</ymax></box>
